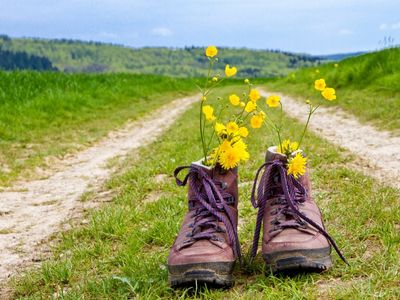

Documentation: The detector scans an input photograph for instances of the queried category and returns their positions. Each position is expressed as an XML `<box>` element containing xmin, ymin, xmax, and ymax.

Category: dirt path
<box><xmin>0</xmin><ymin>94</ymin><xmax>199</xmax><ymax>285</ymax></box>
<box><xmin>260</xmin><ymin>89</ymin><xmax>400</xmax><ymax>189</ymax></box>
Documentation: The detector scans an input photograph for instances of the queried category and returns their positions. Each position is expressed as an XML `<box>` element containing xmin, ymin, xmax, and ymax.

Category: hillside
<box><xmin>266</xmin><ymin>47</ymin><xmax>400</xmax><ymax>130</ymax></box>
<box><xmin>0</xmin><ymin>35</ymin><xmax>321</xmax><ymax>77</ymax></box>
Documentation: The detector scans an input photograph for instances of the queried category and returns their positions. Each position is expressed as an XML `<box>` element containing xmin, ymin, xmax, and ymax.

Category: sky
<box><xmin>0</xmin><ymin>0</ymin><xmax>399</xmax><ymax>55</ymax></box>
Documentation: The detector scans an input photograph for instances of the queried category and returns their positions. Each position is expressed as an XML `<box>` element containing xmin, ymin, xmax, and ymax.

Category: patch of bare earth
<box><xmin>0</xmin><ymin>94</ymin><xmax>199</xmax><ymax>292</ymax></box>
<box><xmin>260</xmin><ymin>89</ymin><xmax>400</xmax><ymax>190</ymax></box>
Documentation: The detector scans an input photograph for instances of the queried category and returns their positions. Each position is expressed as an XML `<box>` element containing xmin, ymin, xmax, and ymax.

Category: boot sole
<box><xmin>262</xmin><ymin>247</ymin><xmax>332</xmax><ymax>274</ymax></box>
<box><xmin>168</xmin><ymin>261</ymin><xmax>235</xmax><ymax>288</ymax></box>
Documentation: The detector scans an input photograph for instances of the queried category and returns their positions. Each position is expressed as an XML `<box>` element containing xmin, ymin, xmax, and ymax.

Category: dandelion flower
<box><xmin>249</xmin><ymin>89</ymin><xmax>261</xmax><ymax>102</ymax></box>
<box><xmin>226</xmin><ymin>121</ymin><xmax>239</xmax><ymax>134</ymax></box>
<box><xmin>205</xmin><ymin>46</ymin><xmax>218</xmax><ymax>57</ymax></box>
<box><xmin>229</xmin><ymin>94</ymin><xmax>240</xmax><ymax>106</ymax></box>
<box><xmin>266</xmin><ymin>95</ymin><xmax>281</xmax><ymax>108</ymax></box>
<box><xmin>233</xmin><ymin>139</ymin><xmax>250</xmax><ymax>161</ymax></box>
<box><xmin>287</xmin><ymin>153</ymin><xmax>307</xmax><ymax>179</ymax></box>
<box><xmin>225</xmin><ymin>64</ymin><xmax>237</xmax><ymax>77</ymax></box>
<box><xmin>321</xmin><ymin>87</ymin><xmax>336</xmax><ymax>101</ymax></box>
<box><xmin>238</xmin><ymin>126</ymin><xmax>249</xmax><ymax>137</ymax></box>
<box><xmin>245</xmin><ymin>101</ymin><xmax>257</xmax><ymax>113</ymax></box>
<box><xmin>250</xmin><ymin>115</ymin><xmax>263</xmax><ymax>129</ymax></box>
<box><xmin>314</xmin><ymin>79</ymin><xmax>326</xmax><ymax>91</ymax></box>
<box><xmin>202</xmin><ymin>105</ymin><xmax>216</xmax><ymax>121</ymax></box>
<box><xmin>219</xmin><ymin>146</ymin><xmax>241</xmax><ymax>170</ymax></box>
<box><xmin>219</xmin><ymin>140</ymin><xmax>232</xmax><ymax>152</ymax></box>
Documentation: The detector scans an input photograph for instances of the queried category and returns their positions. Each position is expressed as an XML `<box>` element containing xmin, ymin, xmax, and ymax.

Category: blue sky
<box><xmin>0</xmin><ymin>0</ymin><xmax>399</xmax><ymax>54</ymax></box>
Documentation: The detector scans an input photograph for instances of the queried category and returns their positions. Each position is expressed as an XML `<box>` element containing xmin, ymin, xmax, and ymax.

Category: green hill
<box><xmin>0</xmin><ymin>35</ymin><xmax>321</xmax><ymax>77</ymax></box>
<box><xmin>267</xmin><ymin>47</ymin><xmax>400</xmax><ymax>130</ymax></box>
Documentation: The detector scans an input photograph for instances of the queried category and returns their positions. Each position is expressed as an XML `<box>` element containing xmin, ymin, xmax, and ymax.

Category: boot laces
<box><xmin>174</xmin><ymin>165</ymin><xmax>241</xmax><ymax>258</ymax></box>
<box><xmin>250</xmin><ymin>159</ymin><xmax>349</xmax><ymax>265</ymax></box>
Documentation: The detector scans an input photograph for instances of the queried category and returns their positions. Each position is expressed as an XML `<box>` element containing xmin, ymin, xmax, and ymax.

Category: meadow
<box><xmin>266</xmin><ymin>47</ymin><xmax>400</xmax><ymax>131</ymax></box>
<box><xmin>0</xmin><ymin>72</ymin><xmax>196</xmax><ymax>185</ymax></box>
<box><xmin>10</xmin><ymin>85</ymin><xmax>399</xmax><ymax>299</ymax></box>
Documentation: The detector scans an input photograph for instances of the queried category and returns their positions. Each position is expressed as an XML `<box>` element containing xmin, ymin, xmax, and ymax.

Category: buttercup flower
<box><xmin>266</xmin><ymin>95</ymin><xmax>281</xmax><ymax>108</ymax></box>
<box><xmin>239</xmin><ymin>102</ymin><xmax>245</xmax><ymax>108</ymax></box>
<box><xmin>245</xmin><ymin>101</ymin><xmax>257</xmax><ymax>113</ymax></box>
<box><xmin>202</xmin><ymin>105</ymin><xmax>216</xmax><ymax>121</ymax></box>
<box><xmin>229</xmin><ymin>94</ymin><xmax>240</xmax><ymax>106</ymax></box>
<box><xmin>249</xmin><ymin>89</ymin><xmax>261</xmax><ymax>102</ymax></box>
<box><xmin>314</xmin><ymin>79</ymin><xmax>326</xmax><ymax>91</ymax></box>
<box><xmin>205</xmin><ymin>46</ymin><xmax>218</xmax><ymax>57</ymax></box>
<box><xmin>226</xmin><ymin>121</ymin><xmax>239</xmax><ymax>134</ymax></box>
<box><xmin>225</xmin><ymin>64</ymin><xmax>237</xmax><ymax>77</ymax></box>
<box><xmin>215</xmin><ymin>122</ymin><xmax>226</xmax><ymax>135</ymax></box>
<box><xmin>238</xmin><ymin>126</ymin><xmax>249</xmax><ymax>137</ymax></box>
<box><xmin>321</xmin><ymin>87</ymin><xmax>336</xmax><ymax>101</ymax></box>
<box><xmin>287</xmin><ymin>152</ymin><xmax>307</xmax><ymax>179</ymax></box>
<box><xmin>250</xmin><ymin>115</ymin><xmax>263</xmax><ymax>129</ymax></box>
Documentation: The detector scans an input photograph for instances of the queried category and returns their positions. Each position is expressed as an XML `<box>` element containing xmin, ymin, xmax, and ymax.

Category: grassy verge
<box><xmin>266</xmin><ymin>48</ymin><xmax>400</xmax><ymax>132</ymax></box>
<box><xmin>11</xmin><ymin>86</ymin><xmax>399</xmax><ymax>299</ymax></box>
<box><xmin>0</xmin><ymin>72</ymin><xmax>197</xmax><ymax>186</ymax></box>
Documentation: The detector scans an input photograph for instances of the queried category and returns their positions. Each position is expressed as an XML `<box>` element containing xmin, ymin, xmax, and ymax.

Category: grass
<box><xmin>10</xmin><ymin>86</ymin><xmax>399</xmax><ymax>299</ymax></box>
<box><xmin>0</xmin><ymin>71</ymin><xmax>197</xmax><ymax>186</ymax></box>
<box><xmin>266</xmin><ymin>47</ymin><xmax>400</xmax><ymax>132</ymax></box>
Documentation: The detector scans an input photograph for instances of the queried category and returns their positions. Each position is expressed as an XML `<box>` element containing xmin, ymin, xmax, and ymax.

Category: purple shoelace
<box><xmin>174</xmin><ymin>165</ymin><xmax>241</xmax><ymax>258</ymax></box>
<box><xmin>250</xmin><ymin>159</ymin><xmax>349</xmax><ymax>265</ymax></box>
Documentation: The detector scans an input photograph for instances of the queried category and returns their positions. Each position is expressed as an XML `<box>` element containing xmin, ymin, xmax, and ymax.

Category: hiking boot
<box><xmin>249</xmin><ymin>146</ymin><xmax>348</xmax><ymax>273</ymax></box>
<box><xmin>167</xmin><ymin>160</ymin><xmax>241</xmax><ymax>287</ymax></box>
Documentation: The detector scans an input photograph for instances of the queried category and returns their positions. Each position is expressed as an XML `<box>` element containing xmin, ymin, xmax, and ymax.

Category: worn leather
<box><xmin>262</xmin><ymin>148</ymin><xmax>330</xmax><ymax>255</ymax></box>
<box><xmin>168</xmin><ymin>163</ymin><xmax>239</xmax><ymax>266</ymax></box>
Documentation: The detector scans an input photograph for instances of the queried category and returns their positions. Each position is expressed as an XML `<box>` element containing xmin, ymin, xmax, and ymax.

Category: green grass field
<box><xmin>11</xmin><ymin>86</ymin><xmax>399</xmax><ymax>299</ymax></box>
<box><xmin>266</xmin><ymin>48</ymin><xmax>400</xmax><ymax>131</ymax></box>
<box><xmin>0</xmin><ymin>72</ymin><xmax>196</xmax><ymax>186</ymax></box>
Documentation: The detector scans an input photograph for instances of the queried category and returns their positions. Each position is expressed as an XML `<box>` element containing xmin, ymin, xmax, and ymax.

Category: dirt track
<box><xmin>0</xmin><ymin>94</ymin><xmax>199</xmax><ymax>286</ymax></box>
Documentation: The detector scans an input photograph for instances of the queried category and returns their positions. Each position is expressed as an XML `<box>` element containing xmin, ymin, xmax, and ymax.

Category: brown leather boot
<box><xmin>250</xmin><ymin>147</ymin><xmax>348</xmax><ymax>273</ymax></box>
<box><xmin>167</xmin><ymin>160</ymin><xmax>241</xmax><ymax>287</ymax></box>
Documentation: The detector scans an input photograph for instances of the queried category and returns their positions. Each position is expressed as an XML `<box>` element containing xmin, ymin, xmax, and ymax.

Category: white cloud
<box><xmin>379</xmin><ymin>22</ymin><xmax>400</xmax><ymax>30</ymax></box>
<box><xmin>151</xmin><ymin>27</ymin><xmax>173</xmax><ymax>37</ymax></box>
<box><xmin>339</xmin><ymin>29</ymin><xmax>353</xmax><ymax>35</ymax></box>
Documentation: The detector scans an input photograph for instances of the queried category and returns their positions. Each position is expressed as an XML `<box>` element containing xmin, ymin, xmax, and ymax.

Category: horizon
<box><xmin>0</xmin><ymin>1</ymin><xmax>399</xmax><ymax>55</ymax></box>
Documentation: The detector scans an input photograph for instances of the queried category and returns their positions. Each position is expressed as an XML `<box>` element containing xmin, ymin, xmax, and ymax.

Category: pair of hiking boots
<box><xmin>168</xmin><ymin>147</ymin><xmax>347</xmax><ymax>287</ymax></box>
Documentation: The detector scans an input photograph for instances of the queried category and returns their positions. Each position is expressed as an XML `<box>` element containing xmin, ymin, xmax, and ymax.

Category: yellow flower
<box><xmin>239</xmin><ymin>102</ymin><xmax>245</xmax><ymax>108</ymax></box>
<box><xmin>238</xmin><ymin>126</ymin><xmax>249</xmax><ymax>137</ymax></box>
<box><xmin>249</xmin><ymin>89</ymin><xmax>261</xmax><ymax>102</ymax></box>
<box><xmin>245</xmin><ymin>101</ymin><xmax>257</xmax><ymax>113</ymax></box>
<box><xmin>219</xmin><ymin>140</ymin><xmax>232</xmax><ymax>152</ymax></box>
<box><xmin>321</xmin><ymin>87</ymin><xmax>336</xmax><ymax>101</ymax></box>
<box><xmin>305</xmin><ymin>99</ymin><xmax>311</xmax><ymax>104</ymax></box>
<box><xmin>212</xmin><ymin>76</ymin><xmax>218</xmax><ymax>82</ymax></box>
<box><xmin>219</xmin><ymin>146</ymin><xmax>241</xmax><ymax>170</ymax></box>
<box><xmin>215</xmin><ymin>122</ymin><xmax>226</xmax><ymax>135</ymax></box>
<box><xmin>205</xmin><ymin>46</ymin><xmax>218</xmax><ymax>57</ymax></box>
<box><xmin>201</xmin><ymin>96</ymin><xmax>207</xmax><ymax>102</ymax></box>
<box><xmin>250</xmin><ymin>115</ymin><xmax>263</xmax><ymax>129</ymax></box>
<box><xmin>225</xmin><ymin>64</ymin><xmax>237</xmax><ymax>77</ymax></box>
<box><xmin>266</xmin><ymin>95</ymin><xmax>281</xmax><ymax>108</ymax></box>
<box><xmin>244</xmin><ymin>78</ymin><xmax>250</xmax><ymax>84</ymax></box>
<box><xmin>314</xmin><ymin>79</ymin><xmax>326</xmax><ymax>91</ymax></box>
<box><xmin>229</xmin><ymin>94</ymin><xmax>240</xmax><ymax>106</ymax></box>
<box><xmin>226</xmin><ymin>121</ymin><xmax>239</xmax><ymax>134</ymax></box>
<box><xmin>334</xmin><ymin>63</ymin><xmax>339</xmax><ymax>68</ymax></box>
<box><xmin>277</xmin><ymin>139</ymin><xmax>291</xmax><ymax>154</ymax></box>
<box><xmin>287</xmin><ymin>152</ymin><xmax>307</xmax><ymax>179</ymax></box>
<box><xmin>235</xmin><ymin>139</ymin><xmax>249</xmax><ymax>158</ymax></box>
<box><xmin>202</xmin><ymin>105</ymin><xmax>216</xmax><ymax>121</ymax></box>
<box><xmin>290</xmin><ymin>141</ymin><xmax>299</xmax><ymax>152</ymax></box>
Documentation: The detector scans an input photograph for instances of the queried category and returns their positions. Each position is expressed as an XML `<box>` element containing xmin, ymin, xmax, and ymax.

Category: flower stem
<box><xmin>298</xmin><ymin>104</ymin><xmax>319</xmax><ymax>149</ymax></box>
